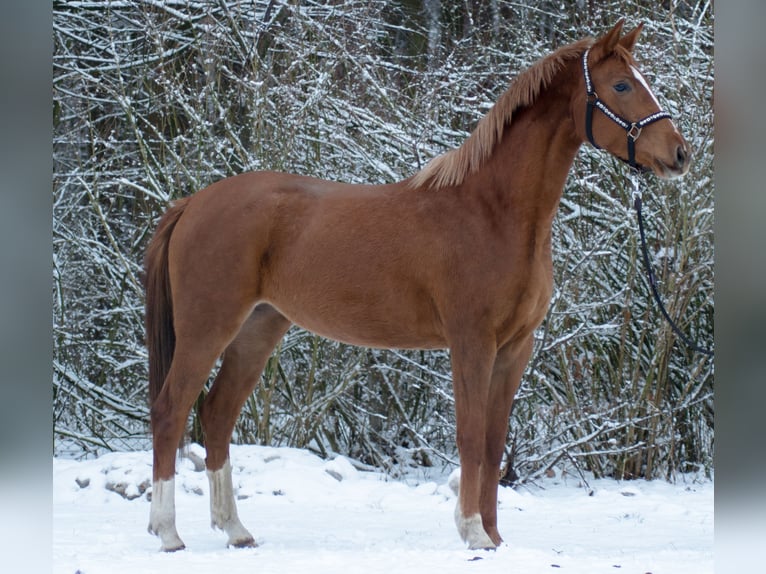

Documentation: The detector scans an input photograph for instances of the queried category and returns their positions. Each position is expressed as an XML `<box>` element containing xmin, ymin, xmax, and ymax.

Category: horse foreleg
<box><xmin>450</xmin><ymin>338</ymin><xmax>497</xmax><ymax>550</ymax></box>
<box><xmin>479</xmin><ymin>336</ymin><xmax>533</xmax><ymax>547</ymax></box>
<box><xmin>200</xmin><ymin>305</ymin><xmax>291</xmax><ymax>548</ymax></box>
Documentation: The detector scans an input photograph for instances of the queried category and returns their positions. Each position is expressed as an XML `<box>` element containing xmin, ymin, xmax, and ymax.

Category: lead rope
<box><xmin>630</xmin><ymin>175</ymin><xmax>714</xmax><ymax>357</ymax></box>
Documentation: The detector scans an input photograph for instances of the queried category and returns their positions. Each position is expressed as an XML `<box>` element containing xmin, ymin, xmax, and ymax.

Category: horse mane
<box><xmin>410</xmin><ymin>38</ymin><xmax>594</xmax><ymax>190</ymax></box>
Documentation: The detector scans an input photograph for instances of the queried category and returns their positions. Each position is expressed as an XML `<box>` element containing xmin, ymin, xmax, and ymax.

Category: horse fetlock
<box><xmin>455</xmin><ymin>507</ymin><xmax>497</xmax><ymax>550</ymax></box>
<box><xmin>212</xmin><ymin>514</ymin><xmax>256</xmax><ymax>548</ymax></box>
<box><xmin>148</xmin><ymin>518</ymin><xmax>186</xmax><ymax>552</ymax></box>
<box><xmin>148</xmin><ymin>478</ymin><xmax>186</xmax><ymax>551</ymax></box>
<box><xmin>207</xmin><ymin>459</ymin><xmax>256</xmax><ymax>547</ymax></box>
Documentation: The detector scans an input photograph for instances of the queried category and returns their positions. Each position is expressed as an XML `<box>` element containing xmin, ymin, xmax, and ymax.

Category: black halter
<box><xmin>582</xmin><ymin>48</ymin><xmax>672</xmax><ymax>171</ymax></box>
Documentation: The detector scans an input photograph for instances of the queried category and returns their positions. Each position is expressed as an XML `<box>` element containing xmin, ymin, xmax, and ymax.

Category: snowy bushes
<box><xmin>53</xmin><ymin>0</ymin><xmax>713</xmax><ymax>480</ymax></box>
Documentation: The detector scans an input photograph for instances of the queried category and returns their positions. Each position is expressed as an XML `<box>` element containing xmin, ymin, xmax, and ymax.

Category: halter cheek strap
<box><xmin>582</xmin><ymin>48</ymin><xmax>672</xmax><ymax>170</ymax></box>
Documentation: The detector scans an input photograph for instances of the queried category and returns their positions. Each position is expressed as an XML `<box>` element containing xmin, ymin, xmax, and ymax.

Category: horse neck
<box><xmin>463</xmin><ymin>82</ymin><xmax>582</xmax><ymax>234</ymax></box>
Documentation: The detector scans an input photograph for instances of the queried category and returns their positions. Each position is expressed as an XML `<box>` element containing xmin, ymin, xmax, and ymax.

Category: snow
<box><xmin>53</xmin><ymin>444</ymin><xmax>713</xmax><ymax>573</ymax></box>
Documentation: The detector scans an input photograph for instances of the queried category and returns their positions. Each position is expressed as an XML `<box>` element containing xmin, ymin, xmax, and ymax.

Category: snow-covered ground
<box><xmin>53</xmin><ymin>444</ymin><xmax>712</xmax><ymax>573</ymax></box>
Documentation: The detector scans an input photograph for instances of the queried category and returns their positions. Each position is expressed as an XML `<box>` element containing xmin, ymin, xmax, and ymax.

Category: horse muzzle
<box><xmin>654</xmin><ymin>140</ymin><xmax>691</xmax><ymax>179</ymax></box>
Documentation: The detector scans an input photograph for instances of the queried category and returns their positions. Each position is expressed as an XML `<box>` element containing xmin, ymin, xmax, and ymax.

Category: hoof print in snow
<box><xmin>106</xmin><ymin>481</ymin><xmax>132</xmax><ymax>499</ymax></box>
<box><xmin>75</xmin><ymin>477</ymin><xmax>90</xmax><ymax>489</ymax></box>
<box><xmin>106</xmin><ymin>478</ymin><xmax>150</xmax><ymax>500</ymax></box>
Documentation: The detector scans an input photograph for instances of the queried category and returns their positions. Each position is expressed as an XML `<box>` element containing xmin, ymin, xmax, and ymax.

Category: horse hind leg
<box><xmin>149</xmin><ymin>334</ymin><xmax>230</xmax><ymax>552</ymax></box>
<box><xmin>199</xmin><ymin>304</ymin><xmax>291</xmax><ymax>548</ymax></box>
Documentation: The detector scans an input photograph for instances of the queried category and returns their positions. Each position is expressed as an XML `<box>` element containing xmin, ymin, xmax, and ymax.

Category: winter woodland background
<box><xmin>52</xmin><ymin>0</ymin><xmax>713</xmax><ymax>483</ymax></box>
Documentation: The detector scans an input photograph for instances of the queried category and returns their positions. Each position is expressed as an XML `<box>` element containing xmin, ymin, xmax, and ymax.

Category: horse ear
<box><xmin>619</xmin><ymin>23</ymin><xmax>643</xmax><ymax>53</ymax></box>
<box><xmin>591</xmin><ymin>19</ymin><xmax>624</xmax><ymax>59</ymax></box>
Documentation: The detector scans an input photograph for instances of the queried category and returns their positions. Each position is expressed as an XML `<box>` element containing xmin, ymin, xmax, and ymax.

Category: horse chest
<box><xmin>493</xmin><ymin>260</ymin><xmax>553</xmax><ymax>345</ymax></box>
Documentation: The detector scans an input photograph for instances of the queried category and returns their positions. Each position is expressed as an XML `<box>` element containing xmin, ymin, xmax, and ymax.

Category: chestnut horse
<box><xmin>145</xmin><ymin>21</ymin><xmax>689</xmax><ymax>551</ymax></box>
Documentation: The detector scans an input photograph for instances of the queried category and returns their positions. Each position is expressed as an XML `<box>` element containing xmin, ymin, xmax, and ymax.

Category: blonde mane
<box><xmin>410</xmin><ymin>38</ymin><xmax>594</xmax><ymax>190</ymax></box>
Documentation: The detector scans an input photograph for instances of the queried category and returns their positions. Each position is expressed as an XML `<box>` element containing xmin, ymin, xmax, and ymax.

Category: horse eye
<box><xmin>614</xmin><ymin>82</ymin><xmax>630</xmax><ymax>93</ymax></box>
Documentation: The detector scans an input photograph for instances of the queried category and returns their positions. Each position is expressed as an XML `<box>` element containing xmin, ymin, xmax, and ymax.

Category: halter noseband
<box><xmin>582</xmin><ymin>48</ymin><xmax>672</xmax><ymax>171</ymax></box>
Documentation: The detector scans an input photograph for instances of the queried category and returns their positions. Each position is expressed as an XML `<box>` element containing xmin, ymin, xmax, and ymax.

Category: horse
<box><xmin>144</xmin><ymin>20</ymin><xmax>690</xmax><ymax>552</ymax></box>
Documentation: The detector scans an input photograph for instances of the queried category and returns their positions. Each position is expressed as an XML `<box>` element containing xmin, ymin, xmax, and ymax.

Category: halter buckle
<box><xmin>627</xmin><ymin>123</ymin><xmax>642</xmax><ymax>141</ymax></box>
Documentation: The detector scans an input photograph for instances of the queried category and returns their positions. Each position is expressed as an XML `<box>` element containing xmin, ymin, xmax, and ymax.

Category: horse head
<box><xmin>573</xmin><ymin>20</ymin><xmax>691</xmax><ymax>179</ymax></box>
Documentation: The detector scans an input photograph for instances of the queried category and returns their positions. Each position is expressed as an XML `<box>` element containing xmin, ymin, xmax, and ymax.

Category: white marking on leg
<box><xmin>454</xmin><ymin>504</ymin><xmax>496</xmax><ymax>550</ymax></box>
<box><xmin>207</xmin><ymin>458</ymin><xmax>256</xmax><ymax>548</ymax></box>
<box><xmin>148</xmin><ymin>478</ymin><xmax>185</xmax><ymax>552</ymax></box>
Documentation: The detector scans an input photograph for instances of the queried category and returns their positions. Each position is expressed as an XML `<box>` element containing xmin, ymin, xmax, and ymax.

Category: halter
<box><xmin>582</xmin><ymin>48</ymin><xmax>672</xmax><ymax>171</ymax></box>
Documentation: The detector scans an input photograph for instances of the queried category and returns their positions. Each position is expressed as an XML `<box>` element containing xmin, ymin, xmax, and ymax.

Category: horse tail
<box><xmin>144</xmin><ymin>197</ymin><xmax>189</xmax><ymax>406</ymax></box>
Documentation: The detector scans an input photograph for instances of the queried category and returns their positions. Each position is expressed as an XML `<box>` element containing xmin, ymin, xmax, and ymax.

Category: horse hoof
<box><xmin>229</xmin><ymin>536</ymin><xmax>257</xmax><ymax>549</ymax></box>
<box><xmin>149</xmin><ymin>523</ymin><xmax>186</xmax><ymax>552</ymax></box>
<box><xmin>456</xmin><ymin>511</ymin><xmax>497</xmax><ymax>550</ymax></box>
<box><xmin>468</xmin><ymin>540</ymin><xmax>498</xmax><ymax>551</ymax></box>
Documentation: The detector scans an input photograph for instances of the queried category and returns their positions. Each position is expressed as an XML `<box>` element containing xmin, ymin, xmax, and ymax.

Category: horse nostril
<box><xmin>676</xmin><ymin>145</ymin><xmax>688</xmax><ymax>168</ymax></box>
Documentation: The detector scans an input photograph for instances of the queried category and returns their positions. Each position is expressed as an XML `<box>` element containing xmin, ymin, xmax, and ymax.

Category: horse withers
<box><xmin>144</xmin><ymin>20</ymin><xmax>689</xmax><ymax>552</ymax></box>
